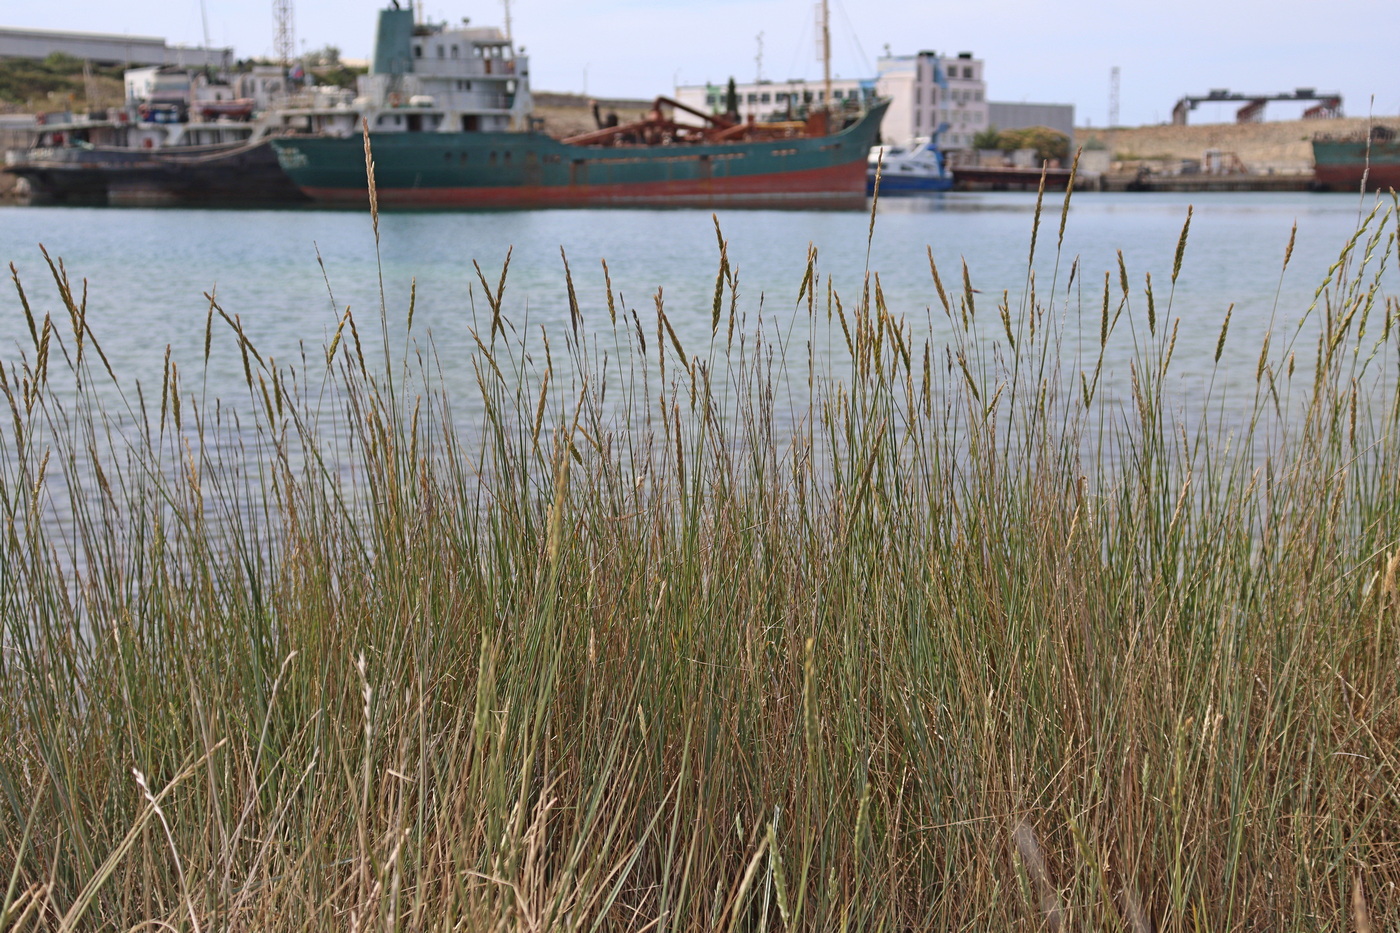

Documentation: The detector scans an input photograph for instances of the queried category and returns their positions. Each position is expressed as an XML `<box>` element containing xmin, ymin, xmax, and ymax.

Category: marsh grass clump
<box><xmin>1</xmin><ymin>188</ymin><xmax>1399</xmax><ymax>931</ymax></box>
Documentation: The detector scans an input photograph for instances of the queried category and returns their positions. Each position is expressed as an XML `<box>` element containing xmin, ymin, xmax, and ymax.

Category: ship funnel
<box><xmin>373</xmin><ymin>5</ymin><xmax>416</xmax><ymax>75</ymax></box>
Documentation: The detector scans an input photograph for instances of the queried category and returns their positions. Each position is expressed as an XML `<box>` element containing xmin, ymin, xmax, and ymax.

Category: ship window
<box><xmin>437</xmin><ymin>45</ymin><xmax>445</xmax><ymax>58</ymax></box>
<box><xmin>451</xmin><ymin>45</ymin><xmax>459</xmax><ymax>58</ymax></box>
<box><xmin>490</xmin><ymin>152</ymin><xmax>497</xmax><ymax>164</ymax></box>
<box><xmin>504</xmin><ymin>151</ymin><xmax>511</xmax><ymax>163</ymax></box>
<box><xmin>414</xmin><ymin>45</ymin><xmax>422</xmax><ymax>58</ymax></box>
<box><xmin>459</xmin><ymin>152</ymin><xmax>468</xmax><ymax>164</ymax></box>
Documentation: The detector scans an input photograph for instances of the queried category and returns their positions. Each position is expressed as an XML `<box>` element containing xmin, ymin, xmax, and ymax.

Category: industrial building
<box><xmin>988</xmin><ymin>101</ymin><xmax>1075</xmax><ymax>142</ymax></box>
<box><xmin>0</xmin><ymin>26</ymin><xmax>232</xmax><ymax>70</ymax></box>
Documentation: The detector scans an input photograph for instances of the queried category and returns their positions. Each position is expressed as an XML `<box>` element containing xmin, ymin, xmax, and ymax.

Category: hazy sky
<box><xmin>7</xmin><ymin>0</ymin><xmax>1396</xmax><ymax>127</ymax></box>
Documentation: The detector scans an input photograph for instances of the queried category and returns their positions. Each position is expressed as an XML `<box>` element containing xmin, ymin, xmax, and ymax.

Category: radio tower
<box><xmin>273</xmin><ymin>0</ymin><xmax>296</xmax><ymax>72</ymax></box>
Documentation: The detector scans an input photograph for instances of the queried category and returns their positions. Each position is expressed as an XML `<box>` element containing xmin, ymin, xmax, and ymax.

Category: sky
<box><xmin>6</xmin><ymin>0</ymin><xmax>1397</xmax><ymax>127</ymax></box>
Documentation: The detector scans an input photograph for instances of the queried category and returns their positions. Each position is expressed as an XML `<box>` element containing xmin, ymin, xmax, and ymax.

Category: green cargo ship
<box><xmin>1312</xmin><ymin>125</ymin><xmax>1400</xmax><ymax>192</ymax></box>
<box><xmin>270</xmin><ymin>5</ymin><xmax>888</xmax><ymax>209</ymax></box>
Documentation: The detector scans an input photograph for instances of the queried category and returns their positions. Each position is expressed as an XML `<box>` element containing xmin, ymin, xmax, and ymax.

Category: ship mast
<box><xmin>821</xmin><ymin>0</ymin><xmax>831</xmax><ymax>110</ymax></box>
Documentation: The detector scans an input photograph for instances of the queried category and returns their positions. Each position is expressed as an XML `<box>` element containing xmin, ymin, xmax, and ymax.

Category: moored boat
<box><xmin>867</xmin><ymin>137</ymin><xmax>952</xmax><ymax>194</ymax></box>
<box><xmin>270</xmin><ymin>3</ymin><xmax>887</xmax><ymax>209</ymax></box>
<box><xmin>5</xmin><ymin>125</ymin><xmax>309</xmax><ymax>206</ymax></box>
<box><xmin>1312</xmin><ymin>125</ymin><xmax>1400</xmax><ymax>192</ymax></box>
<box><xmin>2</xmin><ymin>66</ymin><xmax>352</xmax><ymax>206</ymax></box>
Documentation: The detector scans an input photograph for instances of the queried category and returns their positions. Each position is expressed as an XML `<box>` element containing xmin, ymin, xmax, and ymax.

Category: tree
<box><xmin>302</xmin><ymin>45</ymin><xmax>342</xmax><ymax>68</ymax></box>
<box><xmin>972</xmin><ymin>125</ymin><xmax>1001</xmax><ymax>150</ymax></box>
<box><xmin>996</xmin><ymin>126</ymin><xmax>1070</xmax><ymax>164</ymax></box>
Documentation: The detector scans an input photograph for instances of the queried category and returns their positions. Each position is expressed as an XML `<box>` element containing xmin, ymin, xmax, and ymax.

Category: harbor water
<box><xmin>1</xmin><ymin>190</ymin><xmax>1393</xmax><ymax>442</ymax></box>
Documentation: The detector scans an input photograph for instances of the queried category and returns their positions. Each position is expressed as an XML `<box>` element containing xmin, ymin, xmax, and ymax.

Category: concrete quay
<box><xmin>1097</xmin><ymin>170</ymin><xmax>1315</xmax><ymax>192</ymax></box>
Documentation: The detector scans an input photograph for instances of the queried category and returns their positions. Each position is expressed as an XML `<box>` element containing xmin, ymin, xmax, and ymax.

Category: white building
<box><xmin>673</xmin><ymin>77</ymin><xmax>877</xmax><ymax>125</ymax></box>
<box><xmin>674</xmin><ymin>49</ymin><xmax>989</xmax><ymax>150</ymax></box>
<box><xmin>673</xmin><ymin>50</ymin><xmax>1070</xmax><ymax>154</ymax></box>
<box><xmin>875</xmin><ymin>50</ymin><xmax>987</xmax><ymax>150</ymax></box>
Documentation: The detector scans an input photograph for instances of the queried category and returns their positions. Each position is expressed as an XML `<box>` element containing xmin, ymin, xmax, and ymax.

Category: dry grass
<box><xmin>1</xmin><ymin>181</ymin><xmax>1399</xmax><ymax>930</ymax></box>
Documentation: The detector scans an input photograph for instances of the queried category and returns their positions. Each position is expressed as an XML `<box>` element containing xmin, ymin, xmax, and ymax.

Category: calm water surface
<box><xmin>1</xmin><ymin>190</ymin><xmax>1392</xmax><ymax>429</ymax></box>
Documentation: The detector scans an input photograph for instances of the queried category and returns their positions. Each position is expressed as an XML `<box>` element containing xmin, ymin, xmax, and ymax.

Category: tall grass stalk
<box><xmin>1</xmin><ymin>191</ymin><xmax>1399</xmax><ymax>931</ymax></box>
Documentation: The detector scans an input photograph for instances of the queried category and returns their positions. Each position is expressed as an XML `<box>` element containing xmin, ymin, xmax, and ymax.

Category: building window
<box><xmin>761</xmin><ymin>92</ymin><xmax>771</xmax><ymax>103</ymax></box>
<box><xmin>747</xmin><ymin>93</ymin><xmax>757</xmax><ymax>103</ymax></box>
